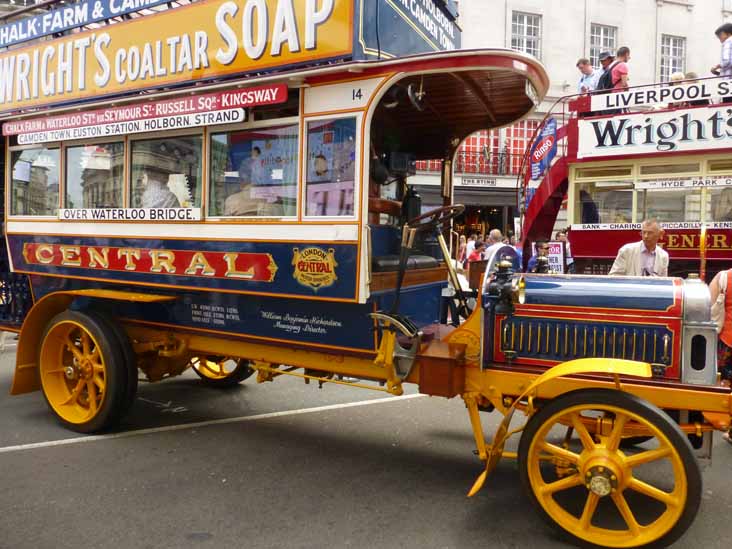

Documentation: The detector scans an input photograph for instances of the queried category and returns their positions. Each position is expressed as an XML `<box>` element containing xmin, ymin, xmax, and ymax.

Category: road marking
<box><xmin>0</xmin><ymin>394</ymin><xmax>426</xmax><ymax>454</ymax></box>
<box><xmin>137</xmin><ymin>396</ymin><xmax>188</xmax><ymax>413</ymax></box>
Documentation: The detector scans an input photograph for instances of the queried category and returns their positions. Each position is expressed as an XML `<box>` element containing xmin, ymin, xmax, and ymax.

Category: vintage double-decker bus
<box><xmin>522</xmin><ymin>76</ymin><xmax>732</xmax><ymax>279</ymax></box>
<box><xmin>1</xmin><ymin>2</ymin><xmax>731</xmax><ymax>548</ymax></box>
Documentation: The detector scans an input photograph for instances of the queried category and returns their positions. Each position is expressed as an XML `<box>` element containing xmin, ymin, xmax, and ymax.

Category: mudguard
<box><xmin>10</xmin><ymin>290</ymin><xmax>174</xmax><ymax>395</ymax></box>
<box><xmin>468</xmin><ymin>358</ymin><xmax>652</xmax><ymax>496</ymax></box>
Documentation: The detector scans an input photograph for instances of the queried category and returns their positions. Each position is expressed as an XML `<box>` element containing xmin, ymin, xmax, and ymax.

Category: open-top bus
<box><xmin>522</xmin><ymin>76</ymin><xmax>732</xmax><ymax>279</ymax></box>
<box><xmin>1</xmin><ymin>1</ymin><xmax>731</xmax><ymax>547</ymax></box>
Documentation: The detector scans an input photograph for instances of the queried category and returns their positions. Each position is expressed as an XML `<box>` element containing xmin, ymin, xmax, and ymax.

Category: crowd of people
<box><xmin>575</xmin><ymin>46</ymin><xmax>631</xmax><ymax>96</ymax></box>
<box><xmin>575</xmin><ymin>23</ymin><xmax>732</xmax><ymax>107</ymax></box>
<box><xmin>458</xmin><ymin>229</ymin><xmax>523</xmax><ymax>268</ymax></box>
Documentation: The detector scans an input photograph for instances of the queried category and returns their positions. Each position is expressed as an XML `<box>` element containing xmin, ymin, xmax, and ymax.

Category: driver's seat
<box><xmin>369</xmin><ymin>225</ymin><xmax>440</xmax><ymax>273</ymax></box>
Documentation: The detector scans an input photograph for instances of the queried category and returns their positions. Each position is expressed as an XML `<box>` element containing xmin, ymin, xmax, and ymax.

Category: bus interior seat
<box><xmin>370</xmin><ymin>224</ymin><xmax>440</xmax><ymax>273</ymax></box>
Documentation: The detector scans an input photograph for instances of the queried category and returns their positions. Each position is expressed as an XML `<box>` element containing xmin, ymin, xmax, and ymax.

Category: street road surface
<box><xmin>0</xmin><ymin>348</ymin><xmax>731</xmax><ymax>549</ymax></box>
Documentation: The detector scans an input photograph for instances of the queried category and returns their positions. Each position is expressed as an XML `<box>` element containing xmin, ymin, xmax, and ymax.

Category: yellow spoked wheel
<box><xmin>190</xmin><ymin>356</ymin><xmax>253</xmax><ymax>388</ymax></box>
<box><xmin>39</xmin><ymin>310</ymin><xmax>128</xmax><ymax>433</ymax></box>
<box><xmin>518</xmin><ymin>389</ymin><xmax>701</xmax><ymax>549</ymax></box>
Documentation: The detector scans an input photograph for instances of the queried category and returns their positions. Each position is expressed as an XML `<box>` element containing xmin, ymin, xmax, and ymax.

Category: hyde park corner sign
<box><xmin>577</xmin><ymin>105</ymin><xmax>732</xmax><ymax>159</ymax></box>
<box><xmin>0</xmin><ymin>0</ymin><xmax>460</xmax><ymax>116</ymax></box>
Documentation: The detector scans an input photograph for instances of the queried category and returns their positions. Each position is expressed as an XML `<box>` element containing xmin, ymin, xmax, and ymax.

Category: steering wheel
<box><xmin>407</xmin><ymin>205</ymin><xmax>465</xmax><ymax>233</ymax></box>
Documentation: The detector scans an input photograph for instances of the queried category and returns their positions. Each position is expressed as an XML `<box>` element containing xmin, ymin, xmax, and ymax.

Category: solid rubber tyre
<box><xmin>518</xmin><ymin>389</ymin><xmax>702</xmax><ymax>549</ymax></box>
<box><xmin>85</xmin><ymin>310</ymin><xmax>138</xmax><ymax>416</ymax></box>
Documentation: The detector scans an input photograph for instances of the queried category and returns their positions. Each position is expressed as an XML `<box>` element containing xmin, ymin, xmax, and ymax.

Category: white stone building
<box><xmin>414</xmin><ymin>0</ymin><xmax>732</xmax><ymax>236</ymax></box>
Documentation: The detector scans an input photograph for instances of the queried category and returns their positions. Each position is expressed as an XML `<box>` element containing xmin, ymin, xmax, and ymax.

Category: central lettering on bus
<box><xmin>21</xmin><ymin>242</ymin><xmax>278</xmax><ymax>282</ymax></box>
<box><xmin>664</xmin><ymin>233</ymin><xmax>730</xmax><ymax>251</ymax></box>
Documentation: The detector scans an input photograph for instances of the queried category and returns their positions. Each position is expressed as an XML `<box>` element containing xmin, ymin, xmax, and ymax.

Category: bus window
<box><xmin>130</xmin><ymin>136</ymin><xmax>202</xmax><ymax>208</ymax></box>
<box><xmin>209</xmin><ymin>123</ymin><xmax>298</xmax><ymax>217</ymax></box>
<box><xmin>574</xmin><ymin>182</ymin><xmax>633</xmax><ymax>224</ymax></box>
<box><xmin>709</xmin><ymin>187</ymin><xmax>732</xmax><ymax>221</ymax></box>
<box><xmin>305</xmin><ymin>117</ymin><xmax>357</xmax><ymax>217</ymax></box>
<box><xmin>10</xmin><ymin>147</ymin><xmax>60</xmax><ymax>216</ymax></box>
<box><xmin>65</xmin><ymin>143</ymin><xmax>124</xmax><ymax>209</ymax></box>
<box><xmin>639</xmin><ymin>187</ymin><xmax>702</xmax><ymax>222</ymax></box>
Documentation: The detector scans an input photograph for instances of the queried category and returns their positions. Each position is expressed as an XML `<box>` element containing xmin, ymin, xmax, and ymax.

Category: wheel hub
<box><xmin>78</xmin><ymin>359</ymin><xmax>93</xmax><ymax>379</ymax></box>
<box><xmin>584</xmin><ymin>465</ymin><xmax>620</xmax><ymax>497</ymax></box>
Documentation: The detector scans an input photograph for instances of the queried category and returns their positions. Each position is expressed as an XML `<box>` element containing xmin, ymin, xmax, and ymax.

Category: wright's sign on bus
<box><xmin>577</xmin><ymin>106</ymin><xmax>732</xmax><ymax>159</ymax></box>
<box><xmin>0</xmin><ymin>0</ymin><xmax>352</xmax><ymax>113</ymax></box>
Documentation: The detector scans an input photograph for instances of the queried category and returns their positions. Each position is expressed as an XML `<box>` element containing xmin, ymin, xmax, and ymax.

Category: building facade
<box><xmin>414</xmin><ymin>0</ymin><xmax>732</xmax><ymax>237</ymax></box>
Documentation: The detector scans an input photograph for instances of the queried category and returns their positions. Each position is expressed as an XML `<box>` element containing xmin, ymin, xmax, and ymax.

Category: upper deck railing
<box><xmin>417</xmin><ymin>151</ymin><xmax>525</xmax><ymax>177</ymax></box>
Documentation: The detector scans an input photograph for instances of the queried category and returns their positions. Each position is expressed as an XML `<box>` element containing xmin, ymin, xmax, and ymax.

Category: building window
<box><xmin>590</xmin><ymin>24</ymin><xmax>617</xmax><ymax>68</ymax></box>
<box><xmin>511</xmin><ymin>12</ymin><xmax>541</xmax><ymax>59</ymax></box>
<box><xmin>130</xmin><ymin>135</ymin><xmax>202</xmax><ymax>209</ymax></box>
<box><xmin>209</xmin><ymin>124</ymin><xmax>299</xmax><ymax>217</ymax></box>
<box><xmin>660</xmin><ymin>35</ymin><xmax>686</xmax><ymax>82</ymax></box>
<box><xmin>10</xmin><ymin>147</ymin><xmax>60</xmax><ymax>216</ymax></box>
<box><xmin>305</xmin><ymin>117</ymin><xmax>357</xmax><ymax>217</ymax></box>
<box><xmin>65</xmin><ymin>143</ymin><xmax>124</xmax><ymax>209</ymax></box>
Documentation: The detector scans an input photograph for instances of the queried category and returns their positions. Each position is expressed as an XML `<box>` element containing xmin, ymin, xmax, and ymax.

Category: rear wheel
<box><xmin>518</xmin><ymin>389</ymin><xmax>701</xmax><ymax>549</ymax></box>
<box><xmin>39</xmin><ymin>310</ymin><xmax>128</xmax><ymax>433</ymax></box>
<box><xmin>191</xmin><ymin>356</ymin><xmax>253</xmax><ymax>388</ymax></box>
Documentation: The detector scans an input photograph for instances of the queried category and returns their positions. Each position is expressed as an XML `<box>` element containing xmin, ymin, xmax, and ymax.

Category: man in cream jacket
<box><xmin>609</xmin><ymin>219</ymin><xmax>669</xmax><ymax>277</ymax></box>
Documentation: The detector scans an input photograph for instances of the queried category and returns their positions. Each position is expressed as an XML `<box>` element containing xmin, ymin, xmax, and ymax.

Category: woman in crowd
<box><xmin>710</xmin><ymin>266</ymin><xmax>732</xmax><ymax>443</ymax></box>
<box><xmin>457</xmin><ymin>234</ymin><xmax>467</xmax><ymax>264</ymax></box>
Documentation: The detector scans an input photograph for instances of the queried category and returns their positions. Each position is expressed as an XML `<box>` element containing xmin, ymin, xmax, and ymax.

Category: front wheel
<box><xmin>190</xmin><ymin>356</ymin><xmax>253</xmax><ymax>388</ymax></box>
<box><xmin>39</xmin><ymin>310</ymin><xmax>129</xmax><ymax>433</ymax></box>
<box><xmin>518</xmin><ymin>389</ymin><xmax>701</xmax><ymax>549</ymax></box>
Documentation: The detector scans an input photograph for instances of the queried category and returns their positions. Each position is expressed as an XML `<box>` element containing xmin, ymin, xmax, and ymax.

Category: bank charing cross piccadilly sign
<box><xmin>0</xmin><ymin>0</ymin><xmax>351</xmax><ymax>114</ymax></box>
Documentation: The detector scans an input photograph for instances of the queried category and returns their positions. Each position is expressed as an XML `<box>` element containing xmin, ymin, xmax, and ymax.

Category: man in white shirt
<box><xmin>576</xmin><ymin>58</ymin><xmax>601</xmax><ymax>94</ymax></box>
<box><xmin>483</xmin><ymin>229</ymin><xmax>505</xmax><ymax>262</ymax></box>
<box><xmin>712</xmin><ymin>23</ymin><xmax>732</xmax><ymax>79</ymax></box>
<box><xmin>609</xmin><ymin>219</ymin><xmax>669</xmax><ymax>277</ymax></box>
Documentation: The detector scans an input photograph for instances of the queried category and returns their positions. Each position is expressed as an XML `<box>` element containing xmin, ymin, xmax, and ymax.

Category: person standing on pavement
<box><xmin>467</xmin><ymin>240</ymin><xmax>486</xmax><ymax>263</ymax></box>
<box><xmin>527</xmin><ymin>240</ymin><xmax>550</xmax><ymax>273</ymax></box>
<box><xmin>608</xmin><ymin>219</ymin><xmax>669</xmax><ymax>277</ymax></box>
<box><xmin>556</xmin><ymin>230</ymin><xmax>575</xmax><ymax>273</ymax></box>
<box><xmin>464</xmin><ymin>233</ymin><xmax>477</xmax><ymax>266</ymax></box>
<box><xmin>710</xmin><ymin>266</ymin><xmax>732</xmax><ymax>443</ymax></box>
<box><xmin>483</xmin><ymin>229</ymin><xmax>504</xmax><ymax>262</ymax></box>
<box><xmin>457</xmin><ymin>234</ymin><xmax>467</xmax><ymax>264</ymax></box>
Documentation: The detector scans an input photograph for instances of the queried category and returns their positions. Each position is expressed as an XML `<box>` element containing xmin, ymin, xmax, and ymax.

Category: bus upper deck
<box><xmin>521</xmin><ymin>74</ymin><xmax>732</xmax><ymax>277</ymax></box>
